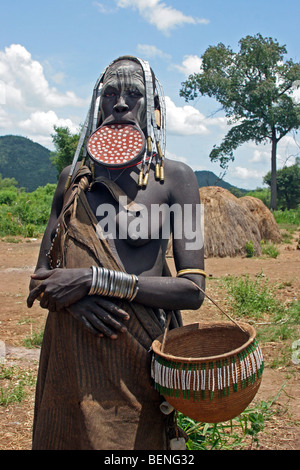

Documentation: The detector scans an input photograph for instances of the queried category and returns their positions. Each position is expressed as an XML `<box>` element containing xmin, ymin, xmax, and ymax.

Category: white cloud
<box><xmin>166</xmin><ymin>96</ymin><xmax>209</xmax><ymax>135</ymax></box>
<box><xmin>0</xmin><ymin>108</ymin><xmax>12</xmax><ymax>130</ymax></box>
<box><xmin>250</xmin><ymin>148</ymin><xmax>270</xmax><ymax>163</ymax></box>
<box><xmin>136</xmin><ymin>44</ymin><xmax>171</xmax><ymax>61</ymax></box>
<box><xmin>51</xmin><ymin>72</ymin><xmax>66</xmax><ymax>85</ymax></box>
<box><xmin>116</xmin><ymin>0</ymin><xmax>209</xmax><ymax>34</ymax></box>
<box><xmin>174</xmin><ymin>55</ymin><xmax>203</xmax><ymax>77</ymax></box>
<box><xmin>0</xmin><ymin>44</ymin><xmax>87</xmax><ymax>148</ymax></box>
<box><xmin>166</xmin><ymin>96</ymin><xmax>228</xmax><ymax>136</ymax></box>
<box><xmin>230</xmin><ymin>166</ymin><xmax>266</xmax><ymax>181</ymax></box>
<box><xmin>93</xmin><ymin>1</ymin><xmax>117</xmax><ymax>14</ymax></box>
<box><xmin>292</xmin><ymin>87</ymin><xmax>300</xmax><ymax>104</ymax></box>
<box><xmin>0</xmin><ymin>44</ymin><xmax>87</xmax><ymax>110</ymax></box>
<box><xmin>19</xmin><ymin>110</ymin><xmax>79</xmax><ymax>136</ymax></box>
<box><xmin>165</xmin><ymin>150</ymin><xmax>188</xmax><ymax>164</ymax></box>
<box><xmin>247</xmin><ymin>135</ymin><xmax>300</xmax><ymax>167</ymax></box>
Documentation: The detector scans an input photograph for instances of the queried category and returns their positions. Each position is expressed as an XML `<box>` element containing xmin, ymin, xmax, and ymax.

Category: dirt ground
<box><xmin>0</xmin><ymin>234</ymin><xmax>299</xmax><ymax>451</ymax></box>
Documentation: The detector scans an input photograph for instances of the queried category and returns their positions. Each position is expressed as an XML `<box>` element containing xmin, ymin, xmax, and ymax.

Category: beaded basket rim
<box><xmin>152</xmin><ymin>321</ymin><xmax>257</xmax><ymax>364</ymax></box>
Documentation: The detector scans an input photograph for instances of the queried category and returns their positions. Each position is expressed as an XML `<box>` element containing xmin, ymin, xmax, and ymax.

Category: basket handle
<box><xmin>196</xmin><ymin>284</ymin><xmax>245</xmax><ymax>332</ymax></box>
<box><xmin>161</xmin><ymin>284</ymin><xmax>245</xmax><ymax>353</ymax></box>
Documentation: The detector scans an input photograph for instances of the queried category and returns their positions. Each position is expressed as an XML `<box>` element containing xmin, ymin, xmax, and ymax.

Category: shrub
<box><xmin>0</xmin><ymin>184</ymin><xmax>56</xmax><ymax>237</ymax></box>
<box><xmin>245</xmin><ymin>240</ymin><xmax>255</xmax><ymax>257</ymax></box>
<box><xmin>223</xmin><ymin>275</ymin><xmax>284</xmax><ymax>319</ymax></box>
<box><xmin>260</xmin><ymin>241</ymin><xmax>280</xmax><ymax>258</ymax></box>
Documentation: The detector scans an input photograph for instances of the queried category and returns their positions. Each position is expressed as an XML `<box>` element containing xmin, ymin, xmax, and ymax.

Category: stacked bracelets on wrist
<box><xmin>88</xmin><ymin>266</ymin><xmax>139</xmax><ymax>302</ymax></box>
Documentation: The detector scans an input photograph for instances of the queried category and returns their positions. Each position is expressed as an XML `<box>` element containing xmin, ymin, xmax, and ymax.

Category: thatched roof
<box><xmin>200</xmin><ymin>187</ymin><xmax>281</xmax><ymax>258</ymax></box>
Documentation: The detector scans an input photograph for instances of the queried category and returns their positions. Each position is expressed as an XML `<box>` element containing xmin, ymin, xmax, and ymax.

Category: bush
<box><xmin>0</xmin><ymin>188</ymin><xmax>18</xmax><ymax>205</ymax></box>
<box><xmin>245</xmin><ymin>240</ymin><xmax>255</xmax><ymax>257</ymax></box>
<box><xmin>260</xmin><ymin>241</ymin><xmax>280</xmax><ymax>258</ymax></box>
<box><xmin>223</xmin><ymin>275</ymin><xmax>284</xmax><ymax>319</ymax></box>
<box><xmin>0</xmin><ymin>184</ymin><xmax>56</xmax><ymax>237</ymax></box>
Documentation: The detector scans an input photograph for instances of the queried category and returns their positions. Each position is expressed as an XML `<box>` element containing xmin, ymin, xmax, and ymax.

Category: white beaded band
<box><xmin>88</xmin><ymin>266</ymin><xmax>139</xmax><ymax>301</ymax></box>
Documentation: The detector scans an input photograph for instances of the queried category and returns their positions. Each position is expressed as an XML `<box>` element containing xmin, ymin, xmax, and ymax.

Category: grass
<box><xmin>223</xmin><ymin>274</ymin><xmax>284</xmax><ymax>319</ymax></box>
<box><xmin>260</xmin><ymin>241</ymin><xmax>280</xmax><ymax>258</ymax></box>
<box><xmin>273</xmin><ymin>206</ymin><xmax>300</xmax><ymax>227</ymax></box>
<box><xmin>220</xmin><ymin>274</ymin><xmax>299</xmax><ymax>368</ymax></box>
<box><xmin>177</xmin><ymin>389</ymin><xmax>281</xmax><ymax>450</ymax></box>
<box><xmin>0</xmin><ymin>365</ymin><xmax>35</xmax><ymax>407</ymax></box>
<box><xmin>23</xmin><ymin>328</ymin><xmax>44</xmax><ymax>349</ymax></box>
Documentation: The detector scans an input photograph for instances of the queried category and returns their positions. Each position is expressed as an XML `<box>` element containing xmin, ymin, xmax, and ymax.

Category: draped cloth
<box><xmin>32</xmin><ymin>167</ymin><xmax>182</xmax><ymax>450</ymax></box>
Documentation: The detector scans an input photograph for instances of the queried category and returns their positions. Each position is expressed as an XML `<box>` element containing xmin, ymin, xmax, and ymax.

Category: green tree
<box><xmin>263</xmin><ymin>157</ymin><xmax>300</xmax><ymax>210</ymax></box>
<box><xmin>180</xmin><ymin>34</ymin><xmax>300</xmax><ymax>210</ymax></box>
<box><xmin>50</xmin><ymin>126</ymin><xmax>80</xmax><ymax>175</ymax></box>
<box><xmin>0</xmin><ymin>173</ymin><xmax>18</xmax><ymax>189</ymax></box>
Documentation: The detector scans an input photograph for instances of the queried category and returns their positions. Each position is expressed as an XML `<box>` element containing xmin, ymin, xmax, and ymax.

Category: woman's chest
<box><xmin>86</xmin><ymin>180</ymin><xmax>172</xmax><ymax>245</ymax></box>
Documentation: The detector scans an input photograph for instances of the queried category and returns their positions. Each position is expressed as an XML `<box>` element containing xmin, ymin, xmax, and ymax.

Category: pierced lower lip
<box><xmin>87</xmin><ymin>123</ymin><xmax>145</xmax><ymax>166</ymax></box>
<box><xmin>108</xmin><ymin>118</ymin><xmax>136</xmax><ymax>126</ymax></box>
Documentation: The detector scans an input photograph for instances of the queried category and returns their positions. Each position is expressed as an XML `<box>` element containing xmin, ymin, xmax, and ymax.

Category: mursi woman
<box><xmin>27</xmin><ymin>56</ymin><xmax>205</xmax><ymax>450</ymax></box>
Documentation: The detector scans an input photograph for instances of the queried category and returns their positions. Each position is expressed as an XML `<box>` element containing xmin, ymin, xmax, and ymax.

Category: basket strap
<box><xmin>161</xmin><ymin>284</ymin><xmax>245</xmax><ymax>352</ymax></box>
<box><xmin>161</xmin><ymin>312</ymin><xmax>172</xmax><ymax>353</ymax></box>
<box><xmin>194</xmin><ymin>283</ymin><xmax>246</xmax><ymax>333</ymax></box>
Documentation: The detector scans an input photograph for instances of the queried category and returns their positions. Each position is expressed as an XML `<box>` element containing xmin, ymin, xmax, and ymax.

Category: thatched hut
<box><xmin>200</xmin><ymin>187</ymin><xmax>281</xmax><ymax>258</ymax></box>
<box><xmin>238</xmin><ymin>195</ymin><xmax>282</xmax><ymax>244</ymax></box>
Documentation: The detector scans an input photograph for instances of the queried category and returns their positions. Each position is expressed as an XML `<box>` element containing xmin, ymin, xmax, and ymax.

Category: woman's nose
<box><xmin>113</xmin><ymin>95</ymin><xmax>129</xmax><ymax>113</ymax></box>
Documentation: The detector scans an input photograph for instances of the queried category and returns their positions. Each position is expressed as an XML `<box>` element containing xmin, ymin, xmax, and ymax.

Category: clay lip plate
<box><xmin>87</xmin><ymin>124</ymin><xmax>145</xmax><ymax>167</ymax></box>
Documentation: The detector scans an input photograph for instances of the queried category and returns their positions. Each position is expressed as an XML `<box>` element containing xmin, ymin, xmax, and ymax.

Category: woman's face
<box><xmin>100</xmin><ymin>60</ymin><xmax>147</xmax><ymax>131</ymax></box>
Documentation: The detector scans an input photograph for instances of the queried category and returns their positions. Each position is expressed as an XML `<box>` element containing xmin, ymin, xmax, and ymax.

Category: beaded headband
<box><xmin>65</xmin><ymin>56</ymin><xmax>167</xmax><ymax>190</ymax></box>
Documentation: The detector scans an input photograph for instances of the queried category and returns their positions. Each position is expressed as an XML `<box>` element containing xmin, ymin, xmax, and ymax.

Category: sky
<box><xmin>0</xmin><ymin>0</ymin><xmax>299</xmax><ymax>190</ymax></box>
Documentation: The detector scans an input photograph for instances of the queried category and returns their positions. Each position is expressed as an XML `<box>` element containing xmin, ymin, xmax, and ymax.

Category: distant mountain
<box><xmin>0</xmin><ymin>135</ymin><xmax>247</xmax><ymax>195</ymax></box>
<box><xmin>195</xmin><ymin>170</ymin><xmax>247</xmax><ymax>194</ymax></box>
<box><xmin>0</xmin><ymin>135</ymin><xmax>57</xmax><ymax>192</ymax></box>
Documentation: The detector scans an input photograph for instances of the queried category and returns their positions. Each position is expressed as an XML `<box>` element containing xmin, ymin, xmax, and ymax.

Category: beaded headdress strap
<box><xmin>65</xmin><ymin>56</ymin><xmax>166</xmax><ymax>190</ymax></box>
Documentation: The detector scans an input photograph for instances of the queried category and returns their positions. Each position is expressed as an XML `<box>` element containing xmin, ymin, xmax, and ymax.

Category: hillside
<box><xmin>195</xmin><ymin>170</ymin><xmax>247</xmax><ymax>194</ymax></box>
<box><xmin>0</xmin><ymin>135</ymin><xmax>57</xmax><ymax>192</ymax></box>
<box><xmin>0</xmin><ymin>135</ymin><xmax>247</xmax><ymax>194</ymax></box>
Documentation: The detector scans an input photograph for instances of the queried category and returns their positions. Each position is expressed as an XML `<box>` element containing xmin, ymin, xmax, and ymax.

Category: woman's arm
<box><xmin>133</xmin><ymin>160</ymin><xmax>205</xmax><ymax>310</ymax></box>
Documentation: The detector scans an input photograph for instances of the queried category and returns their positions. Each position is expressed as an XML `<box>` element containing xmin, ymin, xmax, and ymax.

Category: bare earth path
<box><xmin>0</xmin><ymin>236</ymin><xmax>299</xmax><ymax>450</ymax></box>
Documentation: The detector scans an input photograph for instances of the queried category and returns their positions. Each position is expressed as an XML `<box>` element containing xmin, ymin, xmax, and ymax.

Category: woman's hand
<box><xmin>27</xmin><ymin>268</ymin><xmax>92</xmax><ymax>311</ymax></box>
<box><xmin>67</xmin><ymin>296</ymin><xmax>130</xmax><ymax>339</ymax></box>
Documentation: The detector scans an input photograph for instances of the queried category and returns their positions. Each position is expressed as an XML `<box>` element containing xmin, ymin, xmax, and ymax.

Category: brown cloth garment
<box><xmin>32</xmin><ymin>168</ymin><xmax>182</xmax><ymax>450</ymax></box>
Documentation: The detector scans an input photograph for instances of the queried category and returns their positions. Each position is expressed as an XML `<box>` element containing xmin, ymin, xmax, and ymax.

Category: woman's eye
<box><xmin>129</xmin><ymin>90</ymin><xmax>141</xmax><ymax>97</ymax></box>
<box><xmin>104</xmin><ymin>91</ymin><xmax>116</xmax><ymax>97</ymax></box>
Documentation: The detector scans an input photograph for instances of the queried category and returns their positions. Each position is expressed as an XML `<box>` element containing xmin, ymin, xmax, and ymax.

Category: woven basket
<box><xmin>151</xmin><ymin>321</ymin><xmax>264</xmax><ymax>423</ymax></box>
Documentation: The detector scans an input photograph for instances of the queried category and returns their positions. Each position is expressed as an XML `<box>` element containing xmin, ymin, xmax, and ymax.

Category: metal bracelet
<box><xmin>128</xmin><ymin>285</ymin><xmax>139</xmax><ymax>302</ymax></box>
<box><xmin>89</xmin><ymin>266</ymin><xmax>138</xmax><ymax>300</ymax></box>
<box><xmin>88</xmin><ymin>265</ymin><xmax>98</xmax><ymax>295</ymax></box>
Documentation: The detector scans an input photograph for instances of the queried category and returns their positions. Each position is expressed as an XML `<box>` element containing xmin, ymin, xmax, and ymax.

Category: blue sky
<box><xmin>0</xmin><ymin>0</ymin><xmax>299</xmax><ymax>189</ymax></box>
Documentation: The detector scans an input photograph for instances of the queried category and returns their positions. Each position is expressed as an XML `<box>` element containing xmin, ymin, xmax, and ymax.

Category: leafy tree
<box><xmin>0</xmin><ymin>173</ymin><xmax>18</xmax><ymax>189</ymax></box>
<box><xmin>180</xmin><ymin>34</ymin><xmax>300</xmax><ymax>210</ymax></box>
<box><xmin>50</xmin><ymin>126</ymin><xmax>80</xmax><ymax>175</ymax></box>
<box><xmin>263</xmin><ymin>158</ymin><xmax>300</xmax><ymax>210</ymax></box>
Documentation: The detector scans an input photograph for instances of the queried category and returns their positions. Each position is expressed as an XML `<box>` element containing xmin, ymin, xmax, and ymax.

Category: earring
<box><xmin>155</xmin><ymin>109</ymin><xmax>161</xmax><ymax>129</ymax></box>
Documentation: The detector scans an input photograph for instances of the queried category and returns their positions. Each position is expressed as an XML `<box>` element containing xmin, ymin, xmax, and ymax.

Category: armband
<box><xmin>177</xmin><ymin>269</ymin><xmax>207</xmax><ymax>278</ymax></box>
